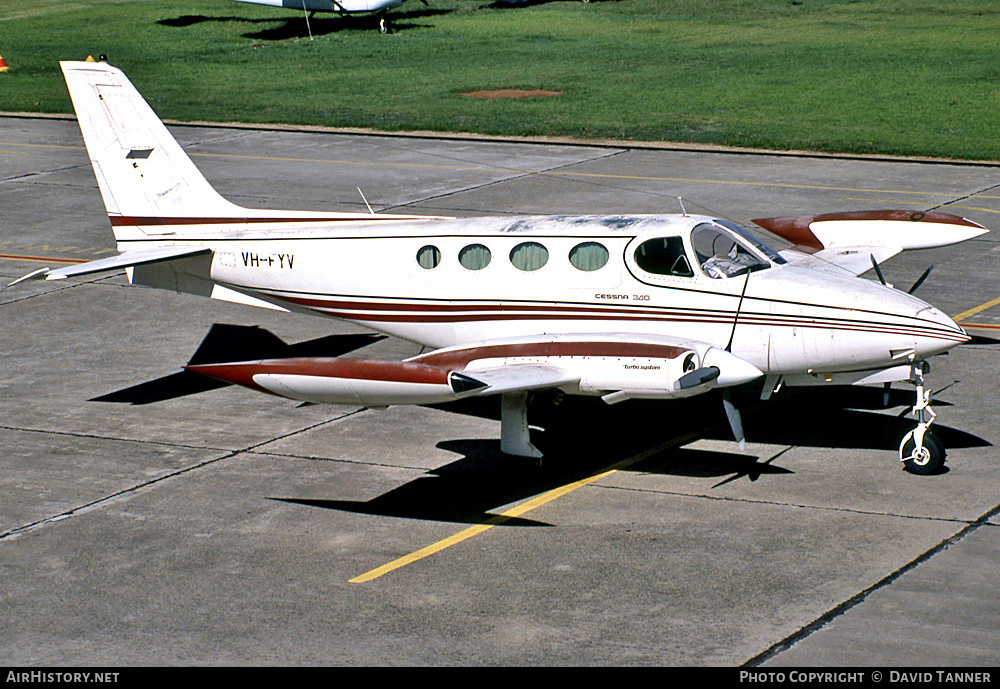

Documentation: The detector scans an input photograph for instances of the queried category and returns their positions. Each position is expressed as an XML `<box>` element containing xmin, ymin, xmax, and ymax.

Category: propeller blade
<box><xmin>722</xmin><ymin>390</ymin><xmax>746</xmax><ymax>451</ymax></box>
<box><xmin>907</xmin><ymin>265</ymin><xmax>934</xmax><ymax>294</ymax></box>
<box><xmin>870</xmin><ymin>254</ymin><xmax>887</xmax><ymax>286</ymax></box>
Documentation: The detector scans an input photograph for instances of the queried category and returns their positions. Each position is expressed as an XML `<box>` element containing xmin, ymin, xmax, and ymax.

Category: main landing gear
<box><xmin>500</xmin><ymin>391</ymin><xmax>543</xmax><ymax>461</ymax></box>
<box><xmin>899</xmin><ymin>359</ymin><xmax>946</xmax><ymax>475</ymax></box>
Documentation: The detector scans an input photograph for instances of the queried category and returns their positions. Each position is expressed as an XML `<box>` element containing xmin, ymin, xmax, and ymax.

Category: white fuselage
<box><xmin>123</xmin><ymin>213</ymin><xmax>967</xmax><ymax>384</ymax></box>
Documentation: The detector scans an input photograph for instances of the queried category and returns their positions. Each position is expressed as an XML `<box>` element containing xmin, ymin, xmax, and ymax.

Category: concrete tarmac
<box><xmin>1</xmin><ymin>115</ymin><xmax>999</xmax><ymax>666</ymax></box>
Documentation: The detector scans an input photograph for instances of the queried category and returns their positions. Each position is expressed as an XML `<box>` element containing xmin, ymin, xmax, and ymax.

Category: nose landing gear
<box><xmin>899</xmin><ymin>360</ymin><xmax>946</xmax><ymax>475</ymax></box>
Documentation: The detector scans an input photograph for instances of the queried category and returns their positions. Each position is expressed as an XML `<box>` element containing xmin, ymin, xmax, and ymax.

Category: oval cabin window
<box><xmin>510</xmin><ymin>242</ymin><xmax>549</xmax><ymax>271</ymax></box>
<box><xmin>416</xmin><ymin>245</ymin><xmax>441</xmax><ymax>269</ymax></box>
<box><xmin>568</xmin><ymin>242</ymin><xmax>610</xmax><ymax>272</ymax></box>
<box><xmin>459</xmin><ymin>244</ymin><xmax>492</xmax><ymax>270</ymax></box>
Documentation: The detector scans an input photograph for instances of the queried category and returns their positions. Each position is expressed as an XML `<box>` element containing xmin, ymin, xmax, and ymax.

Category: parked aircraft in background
<box><xmin>229</xmin><ymin>0</ymin><xmax>412</xmax><ymax>33</ymax></box>
<box><xmin>14</xmin><ymin>61</ymin><xmax>989</xmax><ymax>475</ymax></box>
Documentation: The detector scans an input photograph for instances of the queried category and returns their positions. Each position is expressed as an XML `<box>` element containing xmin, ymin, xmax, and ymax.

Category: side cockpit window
<box><xmin>634</xmin><ymin>236</ymin><xmax>694</xmax><ymax>277</ymax></box>
<box><xmin>691</xmin><ymin>223</ymin><xmax>770</xmax><ymax>279</ymax></box>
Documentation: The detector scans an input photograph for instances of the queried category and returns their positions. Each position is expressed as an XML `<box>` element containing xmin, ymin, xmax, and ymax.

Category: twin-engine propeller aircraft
<box><xmin>229</xmin><ymin>0</ymin><xmax>414</xmax><ymax>33</ymax></box>
<box><xmin>14</xmin><ymin>61</ymin><xmax>989</xmax><ymax>475</ymax></box>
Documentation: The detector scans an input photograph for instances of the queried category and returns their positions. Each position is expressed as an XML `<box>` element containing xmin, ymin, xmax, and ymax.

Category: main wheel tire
<box><xmin>901</xmin><ymin>432</ymin><xmax>946</xmax><ymax>475</ymax></box>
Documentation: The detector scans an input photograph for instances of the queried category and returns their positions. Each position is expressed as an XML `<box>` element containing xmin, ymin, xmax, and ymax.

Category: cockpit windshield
<box><xmin>714</xmin><ymin>219</ymin><xmax>787</xmax><ymax>265</ymax></box>
<box><xmin>691</xmin><ymin>222</ymin><xmax>775</xmax><ymax>279</ymax></box>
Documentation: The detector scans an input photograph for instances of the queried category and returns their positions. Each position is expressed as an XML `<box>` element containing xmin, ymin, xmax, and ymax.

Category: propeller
<box><xmin>907</xmin><ymin>265</ymin><xmax>933</xmax><ymax>295</ymax></box>
<box><xmin>722</xmin><ymin>273</ymin><xmax>753</xmax><ymax>452</ymax></box>
<box><xmin>870</xmin><ymin>254</ymin><xmax>888</xmax><ymax>286</ymax></box>
<box><xmin>868</xmin><ymin>255</ymin><xmax>932</xmax><ymax>411</ymax></box>
<box><xmin>870</xmin><ymin>254</ymin><xmax>933</xmax><ymax>295</ymax></box>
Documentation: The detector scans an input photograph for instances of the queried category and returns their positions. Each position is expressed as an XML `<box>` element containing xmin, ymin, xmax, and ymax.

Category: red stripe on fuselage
<box><xmin>264</xmin><ymin>293</ymin><xmax>966</xmax><ymax>343</ymax></box>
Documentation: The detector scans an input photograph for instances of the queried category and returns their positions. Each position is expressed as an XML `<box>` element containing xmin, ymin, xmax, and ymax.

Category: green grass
<box><xmin>1</xmin><ymin>0</ymin><xmax>999</xmax><ymax>160</ymax></box>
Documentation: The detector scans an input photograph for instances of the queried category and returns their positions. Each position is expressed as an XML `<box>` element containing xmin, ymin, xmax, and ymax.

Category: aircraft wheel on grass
<box><xmin>900</xmin><ymin>431</ymin><xmax>946</xmax><ymax>475</ymax></box>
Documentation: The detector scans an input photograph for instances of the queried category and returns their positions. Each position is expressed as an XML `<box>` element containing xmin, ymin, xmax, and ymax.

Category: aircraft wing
<box><xmin>752</xmin><ymin>210</ymin><xmax>988</xmax><ymax>277</ymax></box>
<box><xmin>187</xmin><ymin>333</ymin><xmax>763</xmax><ymax>408</ymax></box>
<box><xmin>187</xmin><ymin>333</ymin><xmax>765</xmax><ymax>456</ymax></box>
<box><xmin>6</xmin><ymin>246</ymin><xmax>211</xmax><ymax>287</ymax></box>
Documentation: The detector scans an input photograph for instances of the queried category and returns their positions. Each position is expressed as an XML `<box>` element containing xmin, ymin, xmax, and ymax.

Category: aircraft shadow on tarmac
<box><xmin>157</xmin><ymin>9</ymin><xmax>455</xmax><ymax>39</ymax></box>
<box><xmin>90</xmin><ymin>324</ymin><xmax>385</xmax><ymax>405</ymax></box>
<box><xmin>272</xmin><ymin>381</ymin><xmax>989</xmax><ymax>525</ymax></box>
<box><xmin>274</xmin><ymin>449</ymin><xmax>559</xmax><ymax>527</ymax></box>
<box><xmin>273</xmin><ymin>441</ymin><xmax>794</xmax><ymax>526</ymax></box>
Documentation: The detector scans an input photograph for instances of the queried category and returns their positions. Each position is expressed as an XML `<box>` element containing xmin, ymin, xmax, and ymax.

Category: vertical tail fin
<box><xmin>60</xmin><ymin>60</ymin><xmax>445</xmax><ymax>244</ymax></box>
<box><xmin>61</xmin><ymin>60</ymin><xmax>250</xmax><ymax>237</ymax></box>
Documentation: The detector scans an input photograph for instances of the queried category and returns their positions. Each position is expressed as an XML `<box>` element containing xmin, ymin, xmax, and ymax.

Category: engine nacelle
<box><xmin>577</xmin><ymin>345</ymin><xmax>763</xmax><ymax>404</ymax></box>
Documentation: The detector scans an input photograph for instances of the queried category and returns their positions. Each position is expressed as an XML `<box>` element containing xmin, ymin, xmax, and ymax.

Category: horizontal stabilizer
<box><xmin>7</xmin><ymin>246</ymin><xmax>211</xmax><ymax>286</ymax></box>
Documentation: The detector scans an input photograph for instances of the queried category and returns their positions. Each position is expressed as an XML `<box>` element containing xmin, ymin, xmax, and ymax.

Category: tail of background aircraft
<box><xmin>61</xmin><ymin>61</ymin><xmax>252</xmax><ymax>237</ymax></box>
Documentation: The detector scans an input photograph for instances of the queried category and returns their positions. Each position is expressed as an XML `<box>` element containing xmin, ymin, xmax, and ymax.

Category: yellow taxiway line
<box><xmin>952</xmin><ymin>296</ymin><xmax>1000</xmax><ymax>324</ymax></box>
<box><xmin>349</xmin><ymin>471</ymin><xmax>617</xmax><ymax>584</ymax></box>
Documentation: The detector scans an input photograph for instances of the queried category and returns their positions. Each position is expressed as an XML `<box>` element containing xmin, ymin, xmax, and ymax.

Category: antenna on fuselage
<box><xmin>678</xmin><ymin>197</ymin><xmax>688</xmax><ymax>216</ymax></box>
<box><xmin>357</xmin><ymin>187</ymin><xmax>376</xmax><ymax>215</ymax></box>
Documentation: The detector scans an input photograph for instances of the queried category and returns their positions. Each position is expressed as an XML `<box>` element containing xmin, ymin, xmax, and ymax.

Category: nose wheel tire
<box><xmin>900</xmin><ymin>431</ymin><xmax>945</xmax><ymax>475</ymax></box>
<box><xmin>898</xmin><ymin>358</ymin><xmax>945</xmax><ymax>476</ymax></box>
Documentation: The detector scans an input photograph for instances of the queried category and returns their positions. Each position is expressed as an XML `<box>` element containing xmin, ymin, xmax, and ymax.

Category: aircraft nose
<box><xmin>912</xmin><ymin>303</ymin><xmax>969</xmax><ymax>359</ymax></box>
